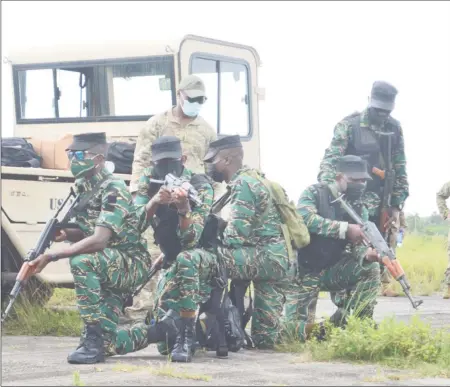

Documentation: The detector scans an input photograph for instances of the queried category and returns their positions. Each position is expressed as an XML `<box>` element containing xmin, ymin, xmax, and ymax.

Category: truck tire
<box><xmin>1</xmin><ymin>229</ymin><xmax>54</xmax><ymax>309</ymax></box>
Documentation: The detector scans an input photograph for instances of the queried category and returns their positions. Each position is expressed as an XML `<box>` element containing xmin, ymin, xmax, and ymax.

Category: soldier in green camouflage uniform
<box><xmin>436</xmin><ymin>181</ymin><xmax>450</xmax><ymax>299</ymax></box>
<box><xmin>29</xmin><ymin>133</ymin><xmax>154</xmax><ymax>364</ymax></box>
<box><xmin>135</xmin><ymin>136</ymin><xmax>217</xmax><ymax>362</ymax></box>
<box><xmin>283</xmin><ymin>155</ymin><xmax>381</xmax><ymax>341</ymax></box>
<box><xmin>318</xmin><ymin>81</ymin><xmax>409</xmax><ymax>299</ymax></box>
<box><xmin>127</xmin><ymin>75</ymin><xmax>217</xmax><ymax>321</ymax></box>
<box><xmin>203</xmin><ymin>135</ymin><xmax>291</xmax><ymax>349</ymax></box>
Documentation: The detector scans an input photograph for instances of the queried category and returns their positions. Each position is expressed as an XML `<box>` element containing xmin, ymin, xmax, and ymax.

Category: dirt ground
<box><xmin>2</xmin><ymin>296</ymin><xmax>450</xmax><ymax>386</ymax></box>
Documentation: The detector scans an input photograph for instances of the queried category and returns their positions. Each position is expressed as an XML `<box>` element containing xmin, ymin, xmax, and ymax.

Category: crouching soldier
<box><xmin>135</xmin><ymin>136</ymin><xmax>217</xmax><ymax>362</ymax></box>
<box><xmin>203</xmin><ymin>135</ymin><xmax>291</xmax><ymax>349</ymax></box>
<box><xmin>284</xmin><ymin>155</ymin><xmax>381</xmax><ymax>341</ymax></box>
<box><xmin>29</xmin><ymin>133</ymin><xmax>154</xmax><ymax>364</ymax></box>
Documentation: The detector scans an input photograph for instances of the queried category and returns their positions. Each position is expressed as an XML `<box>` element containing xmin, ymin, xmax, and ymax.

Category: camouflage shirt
<box><xmin>136</xmin><ymin>167</ymin><xmax>214</xmax><ymax>251</ymax></box>
<box><xmin>130</xmin><ymin>108</ymin><xmax>217</xmax><ymax>193</ymax></box>
<box><xmin>436</xmin><ymin>181</ymin><xmax>450</xmax><ymax>219</ymax></box>
<box><xmin>221</xmin><ymin>166</ymin><xmax>285</xmax><ymax>248</ymax></box>
<box><xmin>297</xmin><ymin>182</ymin><xmax>369</xmax><ymax>257</ymax></box>
<box><xmin>73</xmin><ymin>168</ymin><xmax>149</xmax><ymax>259</ymax></box>
<box><xmin>318</xmin><ymin>108</ymin><xmax>409</xmax><ymax>215</ymax></box>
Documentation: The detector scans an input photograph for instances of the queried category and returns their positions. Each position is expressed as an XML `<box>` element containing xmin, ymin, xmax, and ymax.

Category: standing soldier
<box><xmin>318</xmin><ymin>81</ymin><xmax>409</xmax><ymax>298</ymax></box>
<box><xmin>126</xmin><ymin>75</ymin><xmax>217</xmax><ymax>321</ymax></box>
<box><xmin>436</xmin><ymin>181</ymin><xmax>450</xmax><ymax>299</ymax></box>
<box><xmin>203</xmin><ymin>135</ymin><xmax>291</xmax><ymax>349</ymax></box>
<box><xmin>28</xmin><ymin>133</ymin><xmax>155</xmax><ymax>364</ymax></box>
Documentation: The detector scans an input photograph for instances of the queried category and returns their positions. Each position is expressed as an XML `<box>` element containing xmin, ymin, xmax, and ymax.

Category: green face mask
<box><xmin>70</xmin><ymin>159</ymin><xmax>96</xmax><ymax>178</ymax></box>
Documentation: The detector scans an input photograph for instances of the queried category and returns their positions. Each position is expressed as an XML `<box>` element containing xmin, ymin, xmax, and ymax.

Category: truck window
<box><xmin>191</xmin><ymin>56</ymin><xmax>251</xmax><ymax>137</ymax></box>
<box><xmin>13</xmin><ymin>56</ymin><xmax>176</xmax><ymax>123</ymax></box>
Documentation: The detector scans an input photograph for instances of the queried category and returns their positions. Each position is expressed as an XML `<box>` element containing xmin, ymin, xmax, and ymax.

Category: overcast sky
<box><xmin>2</xmin><ymin>1</ymin><xmax>450</xmax><ymax>216</ymax></box>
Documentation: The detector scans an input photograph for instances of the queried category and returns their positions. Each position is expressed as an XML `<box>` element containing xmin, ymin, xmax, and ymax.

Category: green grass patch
<box><xmin>277</xmin><ymin>315</ymin><xmax>450</xmax><ymax>378</ymax></box>
<box><xmin>394</xmin><ymin>235</ymin><xmax>447</xmax><ymax>296</ymax></box>
<box><xmin>47</xmin><ymin>288</ymin><xmax>77</xmax><ymax>308</ymax></box>
<box><xmin>2</xmin><ymin>298</ymin><xmax>81</xmax><ymax>336</ymax></box>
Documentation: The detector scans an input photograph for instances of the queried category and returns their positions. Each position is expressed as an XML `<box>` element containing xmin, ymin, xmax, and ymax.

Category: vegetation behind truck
<box><xmin>1</xmin><ymin>35</ymin><xmax>264</xmax><ymax>305</ymax></box>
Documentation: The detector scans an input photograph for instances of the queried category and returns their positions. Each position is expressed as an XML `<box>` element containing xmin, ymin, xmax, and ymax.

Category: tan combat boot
<box><xmin>443</xmin><ymin>285</ymin><xmax>450</xmax><ymax>299</ymax></box>
<box><xmin>381</xmin><ymin>283</ymin><xmax>399</xmax><ymax>297</ymax></box>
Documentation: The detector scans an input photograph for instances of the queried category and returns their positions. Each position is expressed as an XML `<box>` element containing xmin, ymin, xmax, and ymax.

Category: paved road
<box><xmin>2</xmin><ymin>296</ymin><xmax>449</xmax><ymax>386</ymax></box>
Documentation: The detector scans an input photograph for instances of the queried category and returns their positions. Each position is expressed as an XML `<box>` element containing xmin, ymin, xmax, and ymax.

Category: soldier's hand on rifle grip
<box><xmin>383</xmin><ymin>207</ymin><xmax>400</xmax><ymax>230</ymax></box>
<box><xmin>365</xmin><ymin>247</ymin><xmax>380</xmax><ymax>263</ymax></box>
<box><xmin>152</xmin><ymin>186</ymin><xmax>173</xmax><ymax>206</ymax></box>
<box><xmin>54</xmin><ymin>229</ymin><xmax>68</xmax><ymax>242</ymax></box>
<box><xmin>346</xmin><ymin>224</ymin><xmax>365</xmax><ymax>244</ymax></box>
<box><xmin>172</xmin><ymin>187</ymin><xmax>190</xmax><ymax>211</ymax></box>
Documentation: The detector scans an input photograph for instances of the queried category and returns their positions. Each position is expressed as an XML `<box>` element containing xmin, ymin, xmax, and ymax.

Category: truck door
<box><xmin>178</xmin><ymin>35</ymin><xmax>263</xmax><ymax>170</ymax></box>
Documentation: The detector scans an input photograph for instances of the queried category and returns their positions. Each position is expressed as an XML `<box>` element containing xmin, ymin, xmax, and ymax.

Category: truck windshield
<box><xmin>13</xmin><ymin>55</ymin><xmax>176</xmax><ymax>123</ymax></box>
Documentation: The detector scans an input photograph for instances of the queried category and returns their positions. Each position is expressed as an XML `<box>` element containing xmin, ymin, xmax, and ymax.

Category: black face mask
<box><xmin>368</xmin><ymin>107</ymin><xmax>390</xmax><ymax>127</ymax></box>
<box><xmin>205</xmin><ymin>163</ymin><xmax>225</xmax><ymax>183</ymax></box>
<box><xmin>346</xmin><ymin>182</ymin><xmax>367</xmax><ymax>201</ymax></box>
<box><xmin>153</xmin><ymin>159</ymin><xmax>183</xmax><ymax>179</ymax></box>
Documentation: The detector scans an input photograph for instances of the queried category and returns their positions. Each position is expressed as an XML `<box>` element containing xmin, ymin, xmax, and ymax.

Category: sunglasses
<box><xmin>67</xmin><ymin>150</ymin><xmax>98</xmax><ymax>160</ymax></box>
<box><xmin>181</xmin><ymin>91</ymin><xmax>207</xmax><ymax>104</ymax></box>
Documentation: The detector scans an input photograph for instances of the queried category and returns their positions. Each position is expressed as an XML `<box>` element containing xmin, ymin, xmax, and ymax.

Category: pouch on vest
<box><xmin>247</xmin><ymin>170</ymin><xmax>311</xmax><ymax>259</ymax></box>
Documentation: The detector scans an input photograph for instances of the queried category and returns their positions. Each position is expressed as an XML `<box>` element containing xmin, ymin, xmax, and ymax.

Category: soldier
<box><xmin>203</xmin><ymin>135</ymin><xmax>291</xmax><ymax>349</ymax></box>
<box><xmin>136</xmin><ymin>136</ymin><xmax>217</xmax><ymax>362</ymax></box>
<box><xmin>318</xmin><ymin>81</ymin><xmax>409</xmax><ymax>298</ymax></box>
<box><xmin>284</xmin><ymin>155</ymin><xmax>381</xmax><ymax>341</ymax></box>
<box><xmin>436</xmin><ymin>181</ymin><xmax>450</xmax><ymax>299</ymax></box>
<box><xmin>127</xmin><ymin>74</ymin><xmax>217</xmax><ymax>321</ymax></box>
<box><xmin>28</xmin><ymin>133</ymin><xmax>160</xmax><ymax>364</ymax></box>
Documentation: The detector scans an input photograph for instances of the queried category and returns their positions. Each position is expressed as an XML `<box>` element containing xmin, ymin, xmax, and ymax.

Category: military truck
<box><xmin>1</xmin><ymin>34</ymin><xmax>264</xmax><ymax>305</ymax></box>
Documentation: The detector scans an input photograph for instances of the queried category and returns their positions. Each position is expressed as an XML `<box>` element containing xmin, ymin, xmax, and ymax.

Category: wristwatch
<box><xmin>178</xmin><ymin>210</ymin><xmax>191</xmax><ymax>218</ymax></box>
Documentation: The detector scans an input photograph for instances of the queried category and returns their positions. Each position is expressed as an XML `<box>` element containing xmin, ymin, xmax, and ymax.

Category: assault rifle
<box><xmin>372</xmin><ymin>131</ymin><xmax>396</xmax><ymax>240</ymax></box>
<box><xmin>150</xmin><ymin>173</ymin><xmax>202</xmax><ymax>206</ymax></box>
<box><xmin>333</xmin><ymin>194</ymin><xmax>423</xmax><ymax>309</ymax></box>
<box><xmin>1</xmin><ymin>188</ymin><xmax>81</xmax><ymax>324</ymax></box>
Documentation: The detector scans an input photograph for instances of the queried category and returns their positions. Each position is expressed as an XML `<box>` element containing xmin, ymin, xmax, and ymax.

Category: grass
<box><xmin>393</xmin><ymin>234</ymin><xmax>447</xmax><ymax>296</ymax></box>
<box><xmin>112</xmin><ymin>362</ymin><xmax>212</xmax><ymax>381</ymax></box>
<box><xmin>277</xmin><ymin>315</ymin><xmax>450</xmax><ymax>378</ymax></box>
<box><xmin>72</xmin><ymin>371</ymin><xmax>85</xmax><ymax>386</ymax></box>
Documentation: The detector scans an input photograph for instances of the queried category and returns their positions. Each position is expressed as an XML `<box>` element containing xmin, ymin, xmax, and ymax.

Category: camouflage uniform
<box><xmin>436</xmin><ymin>181</ymin><xmax>450</xmax><ymax>285</ymax></box>
<box><xmin>283</xmin><ymin>183</ymin><xmax>381</xmax><ymax>341</ymax></box>
<box><xmin>217</xmin><ymin>166</ymin><xmax>291</xmax><ymax>349</ymax></box>
<box><xmin>127</xmin><ymin>108</ymin><xmax>217</xmax><ymax>320</ymax></box>
<box><xmin>135</xmin><ymin>165</ymin><xmax>217</xmax><ymax>353</ymax></box>
<box><xmin>71</xmin><ymin>167</ymin><xmax>152</xmax><ymax>356</ymax></box>
<box><xmin>318</xmin><ymin>107</ymin><xmax>409</xmax><ymax>288</ymax></box>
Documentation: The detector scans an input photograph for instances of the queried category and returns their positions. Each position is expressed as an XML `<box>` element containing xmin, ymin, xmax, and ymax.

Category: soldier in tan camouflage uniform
<box><xmin>436</xmin><ymin>181</ymin><xmax>450</xmax><ymax>299</ymax></box>
<box><xmin>126</xmin><ymin>75</ymin><xmax>217</xmax><ymax>321</ymax></box>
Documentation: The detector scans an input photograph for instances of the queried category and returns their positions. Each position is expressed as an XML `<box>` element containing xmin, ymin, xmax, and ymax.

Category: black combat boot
<box><xmin>170</xmin><ymin>316</ymin><xmax>196</xmax><ymax>363</ymax></box>
<box><xmin>147</xmin><ymin>309</ymin><xmax>181</xmax><ymax>344</ymax></box>
<box><xmin>76</xmin><ymin>326</ymin><xmax>86</xmax><ymax>350</ymax></box>
<box><xmin>67</xmin><ymin>323</ymin><xmax>105</xmax><ymax>364</ymax></box>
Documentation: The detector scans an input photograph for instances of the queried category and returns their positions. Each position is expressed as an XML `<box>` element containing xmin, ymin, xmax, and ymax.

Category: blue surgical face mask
<box><xmin>181</xmin><ymin>100</ymin><xmax>201</xmax><ymax>117</ymax></box>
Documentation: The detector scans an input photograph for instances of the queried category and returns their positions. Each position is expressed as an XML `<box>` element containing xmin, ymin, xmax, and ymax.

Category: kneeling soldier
<box><xmin>284</xmin><ymin>155</ymin><xmax>381</xmax><ymax>341</ymax></box>
<box><xmin>136</xmin><ymin>136</ymin><xmax>217</xmax><ymax>362</ymax></box>
<box><xmin>30</xmin><ymin>133</ymin><xmax>153</xmax><ymax>364</ymax></box>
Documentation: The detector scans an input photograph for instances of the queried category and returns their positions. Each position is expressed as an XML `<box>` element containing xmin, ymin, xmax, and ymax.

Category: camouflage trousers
<box><xmin>218</xmin><ymin>238</ymin><xmax>291</xmax><ymax>349</ymax></box>
<box><xmin>446</xmin><ymin>228</ymin><xmax>450</xmax><ymax>284</ymax></box>
<box><xmin>70</xmin><ymin>248</ymin><xmax>152</xmax><ymax>356</ymax></box>
<box><xmin>283</xmin><ymin>254</ymin><xmax>380</xmax><ymax>341</ymax></box>
<box><xmin>153</xmin><ymin>248</ymin><xmax>218</xmax><ymax>317</ymax></box>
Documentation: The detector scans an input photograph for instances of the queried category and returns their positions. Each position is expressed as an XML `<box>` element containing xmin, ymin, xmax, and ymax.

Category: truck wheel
<box><xmin>1</xmin><ymin>229</ymin><xmax>54</xmax><ymax>310</ymax></box>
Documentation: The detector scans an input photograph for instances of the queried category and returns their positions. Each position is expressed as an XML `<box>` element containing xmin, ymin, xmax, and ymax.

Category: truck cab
<box><xmin>1</xmin><ymin>35</ymin><xmax>263</xmax><ymax>299</ymax></box>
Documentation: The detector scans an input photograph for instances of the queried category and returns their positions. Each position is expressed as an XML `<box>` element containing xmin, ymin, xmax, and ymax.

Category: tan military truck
<box><xmin>1</xmin><ymin>34</ymin><xmax>264</xmax><ymax>305</ymax></box>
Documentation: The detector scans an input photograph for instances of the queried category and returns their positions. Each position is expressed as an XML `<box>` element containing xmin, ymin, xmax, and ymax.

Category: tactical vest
<box><xmin>152</xmin><ymin>173</ymin><xmax>211</xmax><ymax>266</ymax></box>
<box><xmin>297</xmin><ymin>184</ymin><xmax>362</xmax><ymax>273</ymax></box>
<box><xmin>344</xmin><ymin>112</ymin><xmax>401</xmax><ymax>194</ymax></box>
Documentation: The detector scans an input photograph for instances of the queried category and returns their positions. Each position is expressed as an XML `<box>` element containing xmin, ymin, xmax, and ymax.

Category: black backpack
<box><xmin>106</xmin><ymin>142</ymin><xmax>136</xmax><ymax>174</ymax></box>
<box><xmin>1</xmin><ymin>138</ymin><xmax>41</xmax><ymax>168</ymax></box>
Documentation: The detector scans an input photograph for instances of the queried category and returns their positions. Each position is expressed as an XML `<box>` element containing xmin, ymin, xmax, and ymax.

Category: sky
<box><xmin>2</xmin><ymin>1</ymin><xmax>450</xmax><ymax>216</ymax></box>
